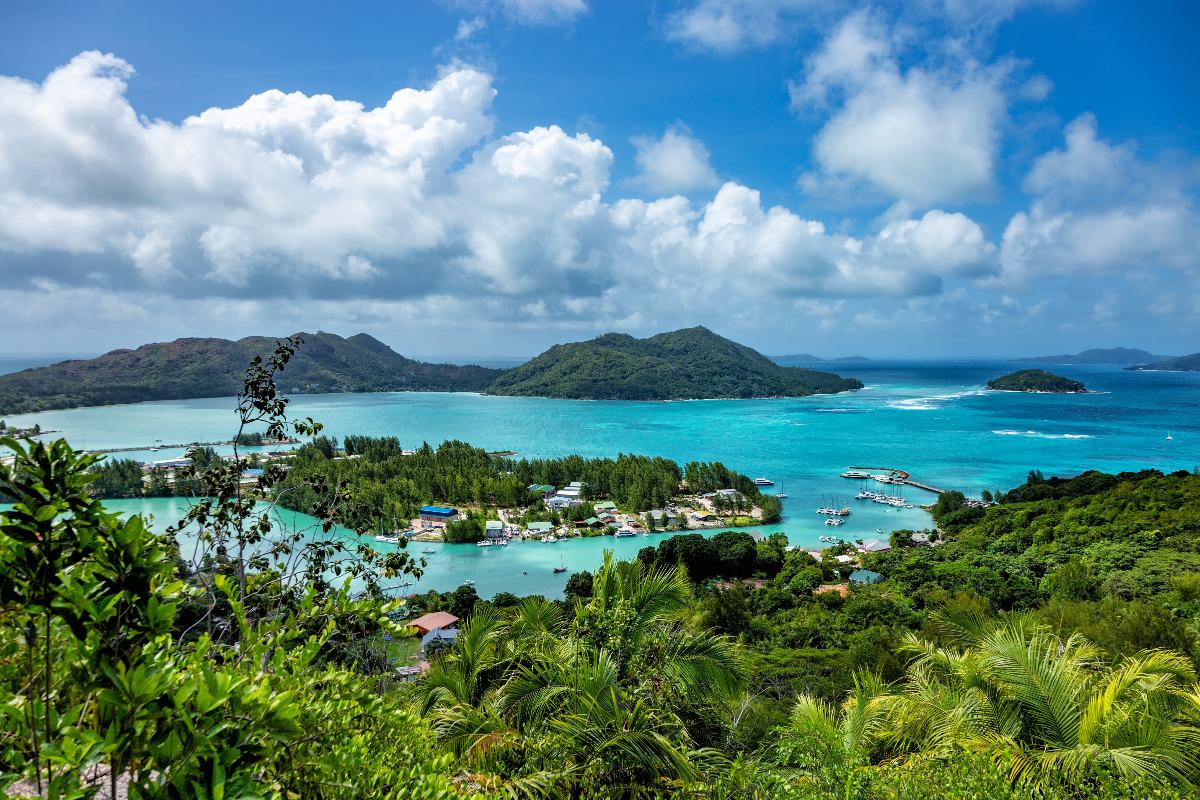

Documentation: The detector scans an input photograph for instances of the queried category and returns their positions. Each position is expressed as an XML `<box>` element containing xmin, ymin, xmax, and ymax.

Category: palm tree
<box><xmin>419</xmin><ymin>551</ymin><xmax>745</xmax><ymax>797</ymax></box>
<box><xmin>888</xmin><ymin>615</ymin><xmax>1200</xmax><ymax>789</ymax></box>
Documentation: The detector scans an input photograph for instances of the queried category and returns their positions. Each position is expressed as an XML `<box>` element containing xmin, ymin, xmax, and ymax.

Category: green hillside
<box><xmin>1128</xmin><ymin>352</ymin><xmax>1200</xmax><ymax>372</ymax></box>
<box><xmin>0</xmin><ymin>331</ymin><xmax>501</xmax><ymax>414</ymax></box>
<box><xmin>486</xmin><ymin>326</ymin><xmax>863</xmax><ymax>399</ymax></box>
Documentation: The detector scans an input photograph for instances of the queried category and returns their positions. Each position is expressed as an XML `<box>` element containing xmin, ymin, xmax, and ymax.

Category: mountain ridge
<box><xmin>1016</xmin><ymin>347</ymin><xmax>1170</xmax><ymax>365</ymax></box>
<box><xmin>1126</xmin><ymin>352</ymin><xmax>1200</xmax><ymax>372</ymax></box>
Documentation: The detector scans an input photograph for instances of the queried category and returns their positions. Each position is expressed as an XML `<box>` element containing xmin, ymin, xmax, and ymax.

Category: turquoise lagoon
<box><xmin>4</xmin><ymin>360</ymin><xmax>1197</xmax><ymax>597</ymax></box>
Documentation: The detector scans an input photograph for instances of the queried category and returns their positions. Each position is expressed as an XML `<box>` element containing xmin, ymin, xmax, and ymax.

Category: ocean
<box><xmin>2</xmin><ymin>360</ymin><xmax>1197</xmax><ymax>597</ymax></box>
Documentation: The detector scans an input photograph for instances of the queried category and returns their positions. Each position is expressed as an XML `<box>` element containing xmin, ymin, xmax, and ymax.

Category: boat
<box><xmin>1166</xmin><ymin>432</ymin><xmax>1173</xmax><ymax>440</ymax></box>
<box><xmin>614</xmin><ymin>529</ymin><xmax>637</xmax><ymax>537</ymax></box>
<box><xmin>753</xmin><ymin>477</ymin><xmax>774</xmax><ymax>486</ymax></box>
<box><xmin>421</xmin><ymin>547</ymin><xmax>436</xmax><ymax>554</ymax></box>
<box><xmin>462</xmin><ymin>579</ymin><xmax>474</xmax><ymax>586</ymax></box>
<box><xmin>775</xmin><ymin>484</ymin><xmax>788</xmax><ymax>498</ymax></box>
<box><xmin>553</xmin><ymin>566</ymin><xmax>568</xmax><ymax>573</ymax></box>
<box><xmin>841</xmin><ymin>470</ymin><xmax>870</xmax><ymax>479</ymax></box>
<box><xmin>553</xmin><ymin>556</ymin><xmax>567</xmax><ymax>574</ymax></box>
<box><xmin>476</xmin><ymin>540</ymin><xmax>493</xmax><ymax>547</ymax></box>
<box><xmin>544</xmin><ymin>535</ymin><xmax>557</xmax><ymax>543</ymax></box>
<box><xmin>825</xmin><ymin>518</ymin><xmax>844</xmax><ymax>526</ymax></box>
<box><xmin>373</xmin><ymin>535</ymin><xmax>399</xmax><ymax>544</ymax></box>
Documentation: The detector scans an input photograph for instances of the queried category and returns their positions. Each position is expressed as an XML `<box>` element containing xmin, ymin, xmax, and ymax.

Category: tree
<box><xmin>564</xmin><ymin>570</ymin><xmax>594</xmax><ymax>600</ymax></box>
<box><xmin>448</xmin><ymin>585</ymin><xmax>480</xmax><ymax>619</ymax></box>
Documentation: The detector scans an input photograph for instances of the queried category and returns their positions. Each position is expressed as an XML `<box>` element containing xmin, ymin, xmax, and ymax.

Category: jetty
<box><xmin>87</xmin><ymin>438</ymin><xmax>299</xmax><ymax>455</ymax></box>
<box><xmin>847</xmin><ymin>466</ymin><xmax>946</xmax><ymax>495</ymax></box>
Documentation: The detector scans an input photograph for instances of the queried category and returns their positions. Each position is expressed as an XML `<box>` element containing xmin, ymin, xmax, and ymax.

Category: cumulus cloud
<box><xmin>0</xmin><ymin>51</ymin><xmax>1005</xmax><ymax>348</ymax></box>
<box><xmin>630</xmin><ymin>126</ymin><xmax>720</xmax><ymax>194</ymax></box>
<box><xmin>1000</xmin><ymin>114</ymin><xmax>1200</xmax><ymax>282</ymax></box>
<box><xmin>792</xmin><ymin>12</ymin><xmax>1010</xmax><ymax>206</ymax></box>
<box><xmin>450</xmin><ymin>0</ymin><xmax>587</xmax><ymax>26</ymax></box>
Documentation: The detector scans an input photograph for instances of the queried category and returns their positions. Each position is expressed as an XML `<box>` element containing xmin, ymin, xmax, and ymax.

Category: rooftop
<box><xmin>407</xmin><ymin>610</ymin><xmax>459</xmax><ymax>633</ymax></box>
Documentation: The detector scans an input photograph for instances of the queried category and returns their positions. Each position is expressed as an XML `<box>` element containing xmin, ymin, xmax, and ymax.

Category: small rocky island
<box><xmin>987</xmin><ymin>369</ymin><xmax>1088</xmax><ymax>393</ymax></box>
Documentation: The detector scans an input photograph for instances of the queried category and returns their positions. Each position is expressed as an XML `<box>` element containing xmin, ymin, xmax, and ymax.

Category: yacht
<box><xmin>825</xmin><ymin>517</ymin><xmax>844</xmax><ymax>526</ymax></box>
<box><xmin>476</xmin><ymin>540</ymin><xmax>493</xmax><ymax>547</ymax></box>
<box><xmin>775</xmin><ymin>484</ymin><xmax>788</xmax><ymax>498</ymax></box>
<box><xmin>614</xmin><ymin>529</ymin><xmax>637</xmax><ymax>537</ymax></box>
<box><xmin>462</xmin><ymin>579</ymin><xmax>475</xmax><ymax>586</ymax></box>
<box><xmin>544</xmin><ymin>535</ymin><xmax>557</xmax><ymax>543</ymax></box>
<box><xmin>753</xmin><ymin>477</ymin><xmax>775</xmax><ymax>486</ymax></box>
<box><xmin>841</xmin><ymin>470</ymin><xmax>870</xmax><ymax>479</ymax></box>
<box><xmin>1166</xmin><ymin>432</ymin><xmax>1173</xmax><ymax>441</ymax></box>
<box><xmin>421</xmin><ymin>547</ymin><xmax>436</xmax><ymax>554</ymax></box>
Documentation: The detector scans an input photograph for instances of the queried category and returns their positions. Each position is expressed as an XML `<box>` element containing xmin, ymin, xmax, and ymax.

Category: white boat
<box><xmin>753</xmin><ymin>477</ymin><xmax>774</xmax><ymax>486</ymax></box>
<box><xmin>477</xmin><ymin>540</ymin><xmax>493</xmax><ymax>547</ymax></box>
<box><xmin>775</xmin><ymin>484</ymin><xmax>788</xmax><ymax>498</ymax></box>
<box><xmin>841</xmin><ymin>471</ymin><xmax>870</xmax><ymax>479</ymax></box>
<box><xmin>614</xmin><ymin>529</ymin><xmax>637</xmax><ymax>537</ymax></box>
<box><xmin>1166</xmin><ymin>432</ymin><xmax>1173</xmax><ymax>440</ymax></box>
<box><xmin>374</xmin><ymin>535</ymin><xmax>399</xmax><ymax>544</ymax></box>
<box><xmin>825</xmin><ymin>518</ymin><xmax>844</xmax><ymax>526</ymax></box>
<box><xmin>462</xmin><ymin>579</ymin><xmax>475</xmax><ymax>586</ymax></box>
<box><xmin>421</xmin><ymin>547</ymin><xmax>436</xmax><ymax>554</ymax></box>
<box><xmin>544</xmin><ymin>535</ymin><xmax>557</xmax><ymax>543</ymax></box>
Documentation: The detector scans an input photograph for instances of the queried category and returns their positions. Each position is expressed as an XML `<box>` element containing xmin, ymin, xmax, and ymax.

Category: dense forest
<box><xmin>273</xmin><ymin>436</ymin><xmax>781</xmax><ymax>529</ymax></box>
<box><xmin>485</xmin><ymin>326</ymin><xmax>864</xmax><ymax>400</ymax></box>
<box><xmin>2</xmin><ymin>345</ymin><xmax>1197</xmax><ymax>798</ymax></box>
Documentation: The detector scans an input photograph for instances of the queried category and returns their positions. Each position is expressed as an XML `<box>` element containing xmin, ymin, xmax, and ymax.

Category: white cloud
<box><xmin>0</xmin><ymin>51</ymin><xmax>1006</xmax><ymax>348</ymax></box>
<box><xmin>792</xmin><ymin>12</ymin><xmax>1010</xmax><ymax>206</ymax></box>
<box><xmin>500</xmin><ymin>0</ymin><xmax>588</xmax><ymax>24</ymax></box>
<box><xmin>630</xmin><ymin>126</ymin><xmax>720</xmax><ymax>193</ymax></box>
<box><xmin>455</xmin><ymin>16</ymin><xmax>487</xmax><ymax>41</ymax></box>
<box><xmin>1000</xmin><ymin>114</ymin><xmax>1200</xmax><ymax>282</ymax></box>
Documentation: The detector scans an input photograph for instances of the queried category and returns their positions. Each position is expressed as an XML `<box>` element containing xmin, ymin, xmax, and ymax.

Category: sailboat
<box><xmin>775</xmin><ymin>483</ymin><xmax>788</xmax><ymax>499</ymax></box>
<box><xmin>553</xmin><ymin>555</ymin><xmax>567</xmax><ymax>574</ymax></box>
<box><xmin>1166</xmin><ymin>432</ymin><xmax>1174</xmax><ymax>441</ymax></box>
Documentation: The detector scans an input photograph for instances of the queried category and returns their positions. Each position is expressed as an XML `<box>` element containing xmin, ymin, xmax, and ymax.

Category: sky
<box><xmin>0</xmin><ymin>0</ymin><xmax>1197</xmax><ymax>359</ymax></box>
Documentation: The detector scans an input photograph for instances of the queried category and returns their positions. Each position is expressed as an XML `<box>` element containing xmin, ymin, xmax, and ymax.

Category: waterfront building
<box><xmin>418</xmin><ymin>505</ymin><xmax>459</xmax><ymax>523</ymax></box>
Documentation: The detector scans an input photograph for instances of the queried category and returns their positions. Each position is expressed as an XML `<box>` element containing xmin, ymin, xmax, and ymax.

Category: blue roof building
<box><xmin>418</xmin><ymin>505</ymin><xmax>459</xmax><ymax>519</ymax></box>
<box><xmin>849</xmin><ymin>569</ymin><xmax>883</xmax><ymax>584</ymax></box>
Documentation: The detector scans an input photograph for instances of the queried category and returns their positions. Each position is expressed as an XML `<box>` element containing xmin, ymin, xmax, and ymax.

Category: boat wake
<box><xmin>992</xmin><ymin>429</ymin><xmax>1094</xmax><ymax>439</ymax></box>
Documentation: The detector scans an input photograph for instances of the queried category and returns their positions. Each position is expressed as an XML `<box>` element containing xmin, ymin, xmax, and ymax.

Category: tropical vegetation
<box><xmin>986</xmin><ymin>368</ymin><xmax>1088</xmax><ymax>393</ymax></box>
<box><xmin>2</xmin><ymin>337</ymin><xmax>1198</xmax><ymax>798</ymax></box>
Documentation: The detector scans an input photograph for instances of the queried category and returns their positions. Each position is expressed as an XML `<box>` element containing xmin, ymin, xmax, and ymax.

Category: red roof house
<box><xmin>407</xmin><ymin>611</ymin><xmax>459</xmax><ymax>635</ymax></box>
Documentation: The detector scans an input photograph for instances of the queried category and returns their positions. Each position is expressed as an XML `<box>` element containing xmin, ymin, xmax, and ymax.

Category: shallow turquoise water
<box><xmin>4</xmin><ymin>360</ymin><xmax>1197</xmax><ymax>597</ymax></box>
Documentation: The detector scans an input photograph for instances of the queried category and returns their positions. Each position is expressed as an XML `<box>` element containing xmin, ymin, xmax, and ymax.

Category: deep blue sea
<box><xmin>3</xmin><ymin>360</ymin><xmax>1197</xmax><ymax>597</ymax></box>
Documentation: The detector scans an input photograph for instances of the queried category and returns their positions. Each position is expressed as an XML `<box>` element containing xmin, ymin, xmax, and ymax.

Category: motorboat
<box><xmin>753</xmin><ymin>477</ymin><xmax>774</xmax><ymax>486</ymax></box>
<box><xmin>421</xmin><ymin>547</ymin><xmax>436</xmax><ymax>554</ymax></box>
<box><xmin>825</xmin><ymin>518</ymin><xmax>844</xmax><ymax>526</ymax></box>
<box><xmin>477</xmin><ymin>540</ymin><xmax>493</xmax><ymax>547</ymax></box>
<box><xmin>373</xmin><ymin>535</ymin><xmax>399</xmax><ymax>544</ymax></box>
<box><xmin>841</xmin><ymin>471</ymin><xmax>870</xmax><ymax>479</ymax></box>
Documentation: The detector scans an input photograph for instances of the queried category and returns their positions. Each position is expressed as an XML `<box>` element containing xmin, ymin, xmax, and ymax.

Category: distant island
<box><xmin>0</xmin><ymin>326</ymin><xmax>863</xmax><ymax>414</ymax></box>
<box><xmin>987</xmin><ymin>369</ymin><xmax>1088</xmax><ymax>393</ymax></box>
<box><xmin>485</xmin><ymin>327</ymin><xmax>863</xmax><ymax>400</ymax></box>
<box><xmin>1126</xmin><ymin>352</ymin><xmax>1200</xmax><ymax>372</ymax></box>
<box><xmin>0</xmin><ymin>332</ymin><xmax>502</xmax><ymax>415</ymax></box>
<box><xmin>1016</xmin><ymin>347</ymin><xmax>1169</xmax><ymax>365</ymax></box>
<box><xmin>772</xmin><ymin>354</ymin><xmax>871</xmax><ymax>363</ymax></box>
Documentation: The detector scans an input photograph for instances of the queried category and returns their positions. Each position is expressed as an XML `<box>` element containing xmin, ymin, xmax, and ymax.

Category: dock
<box><xmin>847</xmin><ymin>466</ymin><xmax>946</xmax><ymax>495</ymax></box>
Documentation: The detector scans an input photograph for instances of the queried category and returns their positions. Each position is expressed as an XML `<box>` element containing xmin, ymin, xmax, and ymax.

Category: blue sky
<box><xmin>0</xmin><ymin>0</ymin><xmax>1197</xmax><ymax>358</ymax></box>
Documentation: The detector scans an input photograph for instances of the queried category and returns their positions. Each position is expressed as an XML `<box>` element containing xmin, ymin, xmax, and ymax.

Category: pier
<box><xmin>847</xmin><ymin>466</ymin><xmax>946</xmax><ymax>495</ymax></box>
<box><xmin>86</xmin><ymin>438</ymin><xmax>298</xmax><ymax>456</ymax></box>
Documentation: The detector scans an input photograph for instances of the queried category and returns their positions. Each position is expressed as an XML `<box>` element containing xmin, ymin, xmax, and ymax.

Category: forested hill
<box><xmin>0</xmin><ymin>332</ymin><xmax>502</xmax><ymax>414</ymax></box>
<box><xmin>1128</xmin><ymin>352</ymin><xmax>1200</xmax><ymax>372</ymax></box>
<box><xmin>485</xmin><ymin>326</ymin><xmax>864</xmax><ymax>400</ymax></box>
<box><xmin>986</xmin><ymin>369</ymin><xmax>1088</xmax><ymax>393</ymax></box>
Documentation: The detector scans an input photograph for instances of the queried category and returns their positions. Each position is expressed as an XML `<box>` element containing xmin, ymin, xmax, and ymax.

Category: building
<box><xmin>578</xmin><ymin>516</ymin><xmax>604</xmax><ymax>530</ymax></box>
<box><xmin>646</xmin><ymin>509</ymin><xmax>678</xmax><ymax>526</ymax></box>
<box><xmin>485</xmin><ymin>520</ymin><xmax>506</xmax><ymax>540</ymax></box>
<box><xmin>527</xmin><ymin>483</ymin><xmax>556</xmax><ymax>499</ymax></box>
<box><xmin>849</xmin><ymin>569</ymin><xmax>884</xmax><ymax>584</ymax></box>
<box><xmin>546</xmin><ymin>495</ymin><xmax>574</xmax><ymax>510</ymax></box>
<box><xmin>421</xmin><ymin>626</ymin><xmax>458</xmax><ymax>654</ymax></box>
<box><xmin>418</xmin><ymin>505</ymin><xmax>459</xmax><ymax>524</ymax></box>
<box><xmin>406</xmin><ymin>611</ymin><xmax>459</xmax><ymax>635</ymax></box>
<box><xmin>858</xmin><ymin>538</ymin><xmax>891</xmax><ymax>553</ymax></box>
<box><xmin>526</xmin><ymin>521</ymin><xmax>554</xmax><ymax>536</ymax></box>
<box><xmin>593</xmin><ymin>501</ymin><xmax>617</xmax><ymax>512</ymax></box>
<box><xmin>910</xmin><ymin>532</ymin><xmax>933</xmax><ymax>547</ymax></box>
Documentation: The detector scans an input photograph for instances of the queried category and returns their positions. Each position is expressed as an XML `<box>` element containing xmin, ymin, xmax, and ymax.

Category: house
<box><xmin>546</xmin><ymin>496</ymin><xmax>574</xmax><ymax>510</ymax></box>
<box><xmin>407</xmin><ymin>611</ymin><xmax>459</xmax><ymax>635</ymax></box>
<box><xmin>597</xmin><ymin>512</ymin><xmax>618</xmax><ymax>524</ymax></box>
<box><xmin>525</xmin><ymin>521</ymin><xmax>554</xmax><ymax>536</ymax></box>
<box><xmin>910</xmin><ymin>532</ymin><xmax>933</xmax><ymax>547</ymax></box>
<box><xmin>849</xmin><ymin>569</ymin><xmax>884</xmax><ymax>584</ymax></box>
<box><xmin>646</xmin><ymin>509</ymin><xmax>678</xmax><ymax>526</ymax></box>
<box><xmin>418</xmin><ymin>506</ymin><xmax>459</xmax><ymax>524</ymax></box>
<box><xmin>485</xmin><ymin>520</ymin><xmax>505</xmax><ymax>540</ymax></box>
<box><xmin>834</xmin><ymin>554</ymin><xmax>857</xmax><ymax>564</ymax></box>
<box><xmin>421</xmin><ymin>626</ymin><xmax>458</xmax><ymax>653</ymax></box>
<box><xmin>858</xmin><ymin>538</ymin><xmax>891</xmax><ymax>553</ymax></box>
<box><xmin>527</xmin><ymin>483</ymin><xmax>556</xmax><ymax>499</ymax></box>
<box><xmin>593</xmin><ymin>501</ymin><xmax>617</xmax><ymax>512</ymax></box>
<box><xmin>578</xmin><ymin>516</ymin><xmax>604</xmax><ymax>530</ymax></box>
<box><xmin>556</xmin><ymin>486</ymin><xmax>582</xmax><ymax>500</ymax></box>
<box><xmin>714</xmin><ymin>489</ymin><xmax>741</xmax><ymax>499</ymax></box>
<box><xmin>814</xmin><ymin>583</ymin><xmax>850</xmax><ymax>597</ymax></box>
